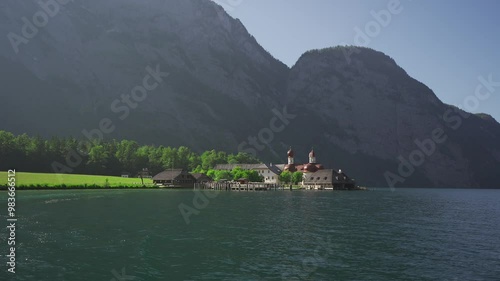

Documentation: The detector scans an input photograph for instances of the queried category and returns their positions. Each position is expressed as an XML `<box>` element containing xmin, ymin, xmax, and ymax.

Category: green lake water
<box><xmin>0</xmin><ymin>188</ymin><xmax>499</xmax><ymax>281</ymax></box>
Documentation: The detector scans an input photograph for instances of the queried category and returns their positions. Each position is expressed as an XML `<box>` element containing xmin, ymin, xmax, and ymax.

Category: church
<box><xmin>282</xmin><ymin>147</ymin><xmax>357</xmax><ymax>190</ymax></box>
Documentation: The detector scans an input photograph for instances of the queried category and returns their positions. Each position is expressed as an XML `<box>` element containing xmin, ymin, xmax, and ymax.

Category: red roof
<box><xmin>284</xmin><ymin>164</ymin><xmax>297</xmax><ymax>172</ymax></box>
<box><xmin>303</xmin><ymin>163</ymin><xmax>318</xmax><ymax>173</ymax></box>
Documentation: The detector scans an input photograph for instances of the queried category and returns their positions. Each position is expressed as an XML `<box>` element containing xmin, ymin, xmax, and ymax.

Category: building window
<box><xmin>324</xmin><ymin>177</ymin><xmax>328</xmax><ymax>180</ymax></box>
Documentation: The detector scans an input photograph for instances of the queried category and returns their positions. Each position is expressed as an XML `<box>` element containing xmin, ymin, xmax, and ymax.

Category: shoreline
<box><xmin>1</xmin><ymin>185</ymin><xmax>365</xmax><ymax>191</ymax></box>
<box><xmin>0</xmin><ymin>185</ymin><xmax>159</xmax><ymax>191</ymax></box>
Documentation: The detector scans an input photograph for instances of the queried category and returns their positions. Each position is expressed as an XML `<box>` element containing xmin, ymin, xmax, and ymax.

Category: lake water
<box><xmin>1</xmin><ymin>188</ymin><xmax>499</xmax><ymax>281</ymax></box>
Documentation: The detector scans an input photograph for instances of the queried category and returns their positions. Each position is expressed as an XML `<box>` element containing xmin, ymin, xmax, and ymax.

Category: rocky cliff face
<box><xmin>285</xmin><ymin>47</ymin><xmax>500</xmax><ymax>187</ymax></box>
<box><xmin>1</xmin><ymin>0</ymin><xmax>499</xmax><ymax>187</ymax></box>
<box><xmin>0</xmin><ymin>0</ymin><xmax>288</xmax><ymax>151</ymax></box>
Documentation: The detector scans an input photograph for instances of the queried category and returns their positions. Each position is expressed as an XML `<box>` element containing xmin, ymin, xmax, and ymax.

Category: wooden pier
<box><xmin>194</xmin><ymin>182</ymin><xmax>289</xmax><ymax>191</ymax></box>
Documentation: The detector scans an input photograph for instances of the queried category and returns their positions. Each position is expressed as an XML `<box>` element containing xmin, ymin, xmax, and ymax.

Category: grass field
<box><xmin>0</xmin><ymin>171</ymin><xmax>154</xmax><ymax>188</ymax></box>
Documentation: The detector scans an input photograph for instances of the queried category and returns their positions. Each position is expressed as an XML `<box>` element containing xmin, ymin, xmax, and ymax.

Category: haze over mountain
<box><xmin>1</xmin><ymin>0</ymin><xmax>499</xmax><ymax>187</ymax></box>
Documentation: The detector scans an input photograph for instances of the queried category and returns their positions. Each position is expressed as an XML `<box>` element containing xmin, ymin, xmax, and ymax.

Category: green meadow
<box><xmin>0</xmin><ymin>171</ymin><xmax>154</xmax><ymax>188</ymax></box>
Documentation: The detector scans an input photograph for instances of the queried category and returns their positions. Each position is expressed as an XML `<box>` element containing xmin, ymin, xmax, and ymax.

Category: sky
<box><xmin>213</xmin><ymin>0</ymin><xmax>500</xmax><ymax>121</ymax></box>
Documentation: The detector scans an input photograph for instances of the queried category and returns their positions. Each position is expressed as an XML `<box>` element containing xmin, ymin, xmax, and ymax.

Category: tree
<box><xmin>102</xmin><ymin>140</ymin><xmax>121</xmax><ymax>175</ymax></box>
<box><xmin>279</xmin><ymin>171</ymin><xmax>292</xmax><ymax>184</ymax></box>
<box><xmin>28</xmin><ymin>136</ymin><xmax>47</xmax><ymax>172</ymax></box>
<box><xmin>148</xmin><ymin>146</ymin><xmax>164</xmax><ymax>175</ymax></box>
<box><xmin>188</xmin><ymin>153</ymin><xmax>201</xmax><ymax>171</ymax></box>
<box><xmin>292</xmin><ymin>171</ymin><xmax>303</xmax><ymax>185</ymax></box>
<box><xmin>176</xmin><ymin>146</ymin><xmax>191</xmax><ymax>170</ymax></box>
<box><xmin>161</xmin><ymin>146</ymin><xmax>177</xmax><ymax>170</ymax></box>
<box><xmin>115</xmin><ymin>140</ymin><xmax>139</xmax><ymax>172</ymax></box>
<box><xmin>214</xmin><ymin>170</ymin><xmax>232</xmax><ymax>181</ymax></box>
<box><xmin>0</xmin><ymin>131</ymin><xmax>18</xmax><ymax>171</ymax></box>
<box><xmin>192</xmin><ymin>165</ymin><xmax>205</xmax><ymax>174</ymax></box>
<box><xmin>0</xmin><ymin>130</ymin><xmax>270</xmax><ymax>178</ymax></box>
<box><xmin>227</xmin><ymin>152</ymin><xmax>260</xmax><ymax>164</ymax></box>
<box><xmin>135</xmin><ymin>146</ymin><xmax>150</xmax><ymax>172</ymax></box>
<box><xmin>231</xmin><ymin>166</ymin><xmax>245</xmax><ymax>180</ymax></box>
<box><xmin>246</xmin><ymin>170</ymin><xmax>263</xmax><ymax>182</ymax></box>
<box><xmin>45</xmin><ymin>136</ymin><xmax>65</xmax><ymax>167</ymax></box>
<box><xmin>87</xmin><ymin>145</ymin><xmax>109</xmax><ymax>174</ymax></box>
<box><xmin>200</xmin><ymin>150</ymin><xmax>227</xmax><ymax>170</ymax></box>
<box><xmin>206</xmin><ymin>169</ymin><xmax>216</xmax><ymax>180</ymax></box>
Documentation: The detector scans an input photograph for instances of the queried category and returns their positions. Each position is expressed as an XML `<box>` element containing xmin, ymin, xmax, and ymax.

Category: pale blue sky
<box><xmin>214</xmin><ymin>0</ymin><xmax>499</xmax><ymax>121</ymax></box>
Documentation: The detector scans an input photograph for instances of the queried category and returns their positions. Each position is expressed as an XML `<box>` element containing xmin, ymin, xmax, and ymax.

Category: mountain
<box><xmin>285</xmin><ymin>47</ymin><xmax>500</xmax><ymax>187</ymax></box>
<box><xmin>0</xmin><ymin>0</ymin><xmax>288</xmax><ymax>151</ymax></box>
<box><xmin>1</xmin><ymin>0</ymin><xmax>499</xmax><ymax>187</ymax></box>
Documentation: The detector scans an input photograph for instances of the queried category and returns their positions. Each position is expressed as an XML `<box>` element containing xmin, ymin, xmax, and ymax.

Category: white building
<box><xmin>213</xmin><ymin>163</ymin><xmax>282</xmax><ymax>184</ymax></box>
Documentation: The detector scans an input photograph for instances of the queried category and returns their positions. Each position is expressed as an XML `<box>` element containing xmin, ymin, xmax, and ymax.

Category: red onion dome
<box><xmin>303</xmin><ymin>163</ymin><xmax>318</xmax><ymax>173</ymax></box>
<box><xmin>287</xmin><ymin>147</ymin><xmax>294</xmax><ymax>157</ymax></box>
<box><xmin>284</xmin><ymin>164</ymin><xmax>297</xmax><ymax>172</ymax></box>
